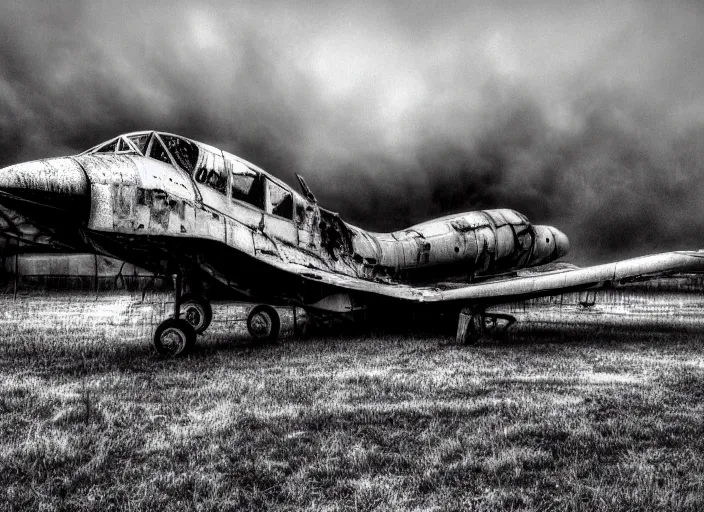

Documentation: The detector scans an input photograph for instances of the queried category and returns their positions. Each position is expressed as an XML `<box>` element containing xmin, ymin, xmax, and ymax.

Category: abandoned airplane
<box><xmin>0</xmin><ymin>130</ymin><xmax>703</xmax><ymax>356</ymax></box>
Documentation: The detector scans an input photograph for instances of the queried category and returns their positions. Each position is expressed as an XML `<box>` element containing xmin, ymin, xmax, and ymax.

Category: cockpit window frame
<box><xmin>83</xmin><ymin>131</ymin><xmax>191</xmax><ymax>174</ymax></box>
<box><xmin>94</xmin><ymin>139</ymin><xmax>119</xmax><ymax>154</ymax></box>
<box><xmin>229</xmin><ymin>162</ymin><xmax>265</xmax><ymax>210</ymax></box>
<box><xmin>80</xmin><ymin>135</ymin><xmax>143</xmax><ymax>156</ymax></box>
<box><xmin>159</xmin><ymin>133</ymin><xmax>199</xmax><ymax>174</ymax></box>
<box><xmin>126</xmin><ymin>133</ymin><xmax>151</xmax><ymax>155</ymax></box>
<box><xmin>144</xmin><ymin>133</ymin><xmax>178</xmax><ymax>167</ymax></box>
<box><xmin>116</xmin><ymin>136</ymin><xmax>139</xmax><ymax>154</ymax></box>
<box><xmin>265</xmin><ymin>176</ymin><xmax>294</xmax><ymax>221</ymax></box>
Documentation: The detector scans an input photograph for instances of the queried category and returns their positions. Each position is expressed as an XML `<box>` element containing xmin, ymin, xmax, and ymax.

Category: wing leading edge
<box><xmin>278</xmin><ymin>250</ymin><xmax>704</xmax><ymax>305</ymax></box>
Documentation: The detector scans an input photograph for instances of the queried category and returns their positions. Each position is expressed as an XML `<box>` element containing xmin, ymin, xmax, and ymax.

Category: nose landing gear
<box><xmin>153</xmin><ymin>317</ymin><xmax>196</xmax><ymax>357</ymax></box>
<box><xmin>152</xmin><ymin>270</ymin><xmax>284</xmax><ymax>355</ymax></box>
<box><xmin>153</xmin><ymin>272</ymin><xmax>212</xmax><ymax>357</ymax></box>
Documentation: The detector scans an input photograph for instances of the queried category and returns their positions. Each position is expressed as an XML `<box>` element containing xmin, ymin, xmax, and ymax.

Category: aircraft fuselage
<box><xmin>0</xmin><ymin>131</ymin><xmax>569</xmax><ymax>310</ymax></box>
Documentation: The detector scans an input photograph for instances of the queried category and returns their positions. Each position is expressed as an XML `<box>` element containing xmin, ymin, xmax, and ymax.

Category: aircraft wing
<box><xmin>277</xmin><ymin>250</ymin><xmax>704</xmax><ymax>305</ymax></box>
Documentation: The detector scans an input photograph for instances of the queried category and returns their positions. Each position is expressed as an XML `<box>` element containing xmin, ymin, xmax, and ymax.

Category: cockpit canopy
<box><xmin>81</xmin><ymin>131</ymin><xmax>200</xmax><ymax>173</ymax></box>
<box><xmin>80</xmin><ymin>131</ymin><xmax>297</xmax><ymax>221</ymax></box>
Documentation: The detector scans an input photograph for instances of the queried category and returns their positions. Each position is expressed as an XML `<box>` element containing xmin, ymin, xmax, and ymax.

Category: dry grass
<box><xmin>1</xmin><ymin>292</ymin><xmax>704</xmax><ymax>510</ymax></box>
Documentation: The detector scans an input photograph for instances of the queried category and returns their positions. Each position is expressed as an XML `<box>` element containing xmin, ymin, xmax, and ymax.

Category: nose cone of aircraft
<box><xmin>0</xmin><ymin>157</ymin><xmax>90</xmax><ymax>213</ymax></box>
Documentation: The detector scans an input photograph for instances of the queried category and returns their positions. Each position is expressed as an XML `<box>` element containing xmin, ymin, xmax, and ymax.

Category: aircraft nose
<box><xmin>0</xmin><ymin>157</ymin><xmax>90</xmax><ymax>213</ymax></box>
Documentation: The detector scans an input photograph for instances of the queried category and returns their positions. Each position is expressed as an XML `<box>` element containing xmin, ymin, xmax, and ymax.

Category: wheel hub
<box><xmin>250</xmin><ymin>312</ymin><xmax>272</xmax><ymax>337</ymax></box>
<box><xmin>160</xmin><ymin>327</ymin><xmax>186</xmax><ymax>355</ymax></box>
<box><xmin>184</xmin><ymin>305</ymin><xmax>202</xmax><ymax>328</ymax></box>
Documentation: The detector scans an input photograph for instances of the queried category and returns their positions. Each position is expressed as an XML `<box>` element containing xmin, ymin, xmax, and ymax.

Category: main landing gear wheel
<box><xmin>153</xmin><ymin>318</ymin><xmax>196</xmax><ymax>357</ymax></box>
<box><xmin>247</xmin><ymin>305</ymin><xmax>281</xmax><ymax>344</ymax></box>
<box><xmin>179</xmin><ymin>293</ymin><xmax>212</xmax><ymax>334</ymax></box>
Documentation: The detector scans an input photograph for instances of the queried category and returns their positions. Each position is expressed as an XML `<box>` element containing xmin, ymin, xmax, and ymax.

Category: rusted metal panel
<box><xmin>253</xmin><ymin>232</ymin><xmax>280</xmax><ymax>259</ymax></box>
<box><xmin>486</xmin><ymin>282</ymin><xmax>704</xmax><ymax>333</ymax></box>
<box><xmin>484</xmin><ymin>209</ymin><xmax>509</xmax><ymax>226</ymax></box>
<box><xmin>263</xmin><ymin>214</ymin><xmax>297</xmax><ymax>245</ymax></box>
<box><xmin>412</xmin><ymin>220</ymin><xmax>452</xmax><ymax>238</ymax></box>
<box><xmin>79</xmin><ymin>153</ymin><xmax>199</xmax><ymax>237</ymax></box>
<box><xmin>107</xmin><ymin>184</ymin><xmax>196</xmax><ymax>236</ymax></box>
<box><xmin>197</xmin><ymin>186</ymin><xmax>228</xmax><ymax>214</ymax></box>
<box><xmin>277</xmin><ymin>243</ymin><xmax>325</xmax><ymax>267</ymax></box>
<box><xmin>147</xmin><ymin>190</ymin><xmax>169</xmax><ymax>232</ymax></box>
<box><xmin>399</xmin><ymin>236</ymin><xmax>423</xmax><ymax>268</ymax></box>
<box><xmin>375</xmin><ymin>236</ymin><xmax>402</xmax><ymax>268</ymax></box>
<box><xmin>88</xmin><ymin>183</ymin><xmax>114</xmax><ymax>231</ymax></box>
<box><xmin>295</xmin><ymin>196</ymin><xmax>321</xmax><ymax>250</ymax></box>
<box><xmin>9</xmin><ymin>253</ymin><xmax>152</xmax><ymax>278</ymax></box>
<box><xmin>180</xmin><ymin>202</ymin><xmax>197</xmax><ymax>234</ymax></box>
<box><xmin>425</xmin><ymin>233</ymin><xmax>462</xmax><ymax>265</ymax></box>
<box><xmin>74</xmin><ymin>155</ymin><xmax>139</xmax><ymax>186</ymax></box>
<box><xmin>134</xmin><ymin>195</ymin><xmax>152</xmax><ymax>233</ymax></box>
<box><xmin>437</xmin><ymin>251</ymin><xmax>704</xmax><ymax>302</ymax></box>
<box><xmin>262</xmin><ymin>251</ymin><xmax>704</xmax><ymax>305</ymax></box>
<box><xmin>368</xmin><ymin>209</ymin><xmax>537</xmax><ymax>273</ymax></box>
<box><xmin>134</xmin><ymin>157</ymin><xmax>195</xmax><ymax>202</ymax></box>
<box><xmin>455</xmin><ymin>229</ymin><xmax>478</xmax><ymax>263</ymax></box>
<box><xmin>193</xmin><ymin>208</ymin><xmax>226</xmax><ymax>241</ymax></box>
<box><xmin>225</xmin><ymin>217</ymin><xmax>255</xmax><ymax>256</ymax></box>
<box><xmin>487</xmin><ymin>209</ymin><xmax>524</xmax><ymax>225</ymax></box>
<box><xmin>473</xmin><ymin>225</ymin><xmax>496</xmax><ymax>272</ymax></box>
<box><xmin>495</xmin><ymin>224</ymin><xmax>516</xmax><ymax>260</ymax></box>
<box><xmin>0</xmin><ymin>158</ymin><xmax>89</xmax><ymax>197</ymax></box>
<box><xmin>112</xmin><ymin>184</ymin><xmax>136</xmax><ymax>231</ymax></box>
<box><xmin>449</xmin><ymin>211</ymin><xmax>492</xmax><ymax>231</ymax></box>
<box><xmin>228</xmin><ymin>200</ymin><xmax>263</xmax><ymax>230</ymax></box>
<box><xmin>349</xmin><ymin>227</ymin><xmax>380</xmax><ymax>264</ymax></box>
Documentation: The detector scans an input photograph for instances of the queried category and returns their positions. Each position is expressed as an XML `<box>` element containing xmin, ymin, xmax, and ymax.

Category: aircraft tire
<box><xmin>180</xmin><ymin>293</ymin><xmax>213</xmax><ymax>334</ymax></box>
<box><xmin>247</xmin><ymin>305</ymin><xmax>281</xmax><ymax>343</ymax></box>
<box><xmin>153</xmin><ymin>318</ymin><xmax>196</xmax><ymax>357</ymax></box>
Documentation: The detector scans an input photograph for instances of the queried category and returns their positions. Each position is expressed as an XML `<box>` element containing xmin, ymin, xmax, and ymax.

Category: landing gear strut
<box><xmin>456</xmin><ymin>307</ymin><xmax>516</xmax><ymax>345</ymax></box>
<box><xmin>153</xmin><ymin>272</ymin><xmax>197</xmax><ymax>357</ymax></box>
<box><xmin>247</xmin><ymin>304</ymin><xmax>281</xmax><ymax>344</ymax></box>
<box><xmin>456</xmin><ymin>308</ymin><xmax>484</xmax><ymax>345</ymax></box>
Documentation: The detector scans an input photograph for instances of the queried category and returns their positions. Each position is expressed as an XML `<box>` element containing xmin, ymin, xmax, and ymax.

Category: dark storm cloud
<box><xmin>1</xmin><ymin>0</ymin><xmax>704</xmax><ymax>264</ymax></box>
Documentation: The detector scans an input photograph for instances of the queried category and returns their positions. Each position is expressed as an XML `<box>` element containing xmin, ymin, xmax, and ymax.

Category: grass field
<box><xmin>1</xmin><ymin>293</ymin><xmax>704</xmax><ymax>510</ymax></box>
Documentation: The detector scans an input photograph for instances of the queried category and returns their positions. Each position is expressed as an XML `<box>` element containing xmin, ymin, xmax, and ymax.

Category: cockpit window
<box><xmin>231</xmin><ymin>167</ymin><xmax>263</xmax><ymax>209</ymax></box>
<box><xmin>148</xmin><ymin>136</ymin><xmax>172</xmax><ymax>165</ymax></box>
<box><xmin>96</xmin><ymin>139</ymin><xmax>118</xmax><ymax>153</ymax></box>
<box><xmin>116</xmin><ymin>138</ymin><xmax>132</xmax><ymax>152</ymax></box>
<box><xmin>160</xmin><ymin>134</ymin><xmax>198</xmax><ymax>173</ymax></box>
<box><xmin>194</xmin><ymin>147</ymin><xmax>227</xmax><ymax>195</ymax></box>
<box><xmin>84</xmin><ymin>132</ymin><xmax>209</xmax><ymax>181</ymax></box>
<box><xmin>127</xmin><ymin>134</ymin><xmax>150</xmax><ymax>154</ymax></box>
<box><xmin>267</xmin><ymin>178</ymin><xmax>293</xmax><ymax>219</ymax></box>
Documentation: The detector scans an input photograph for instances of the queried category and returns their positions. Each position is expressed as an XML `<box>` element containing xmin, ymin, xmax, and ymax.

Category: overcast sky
<box><xmin>1</xmin><ymin>1</ymin><xmax>703</xmax><ymax>264</ymax></box>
